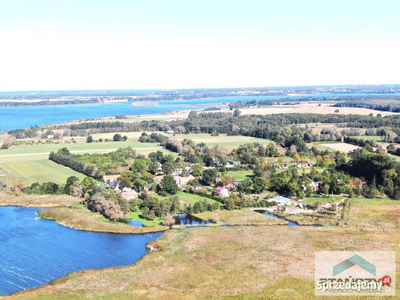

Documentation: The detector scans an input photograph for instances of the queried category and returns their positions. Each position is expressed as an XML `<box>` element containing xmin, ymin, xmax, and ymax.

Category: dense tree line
<box><xmin>128</xmin><ymin>193</ymin><xmax>181</xmax><ymax>220</ymax></box>
<box><xmin>333</xmin><ymin>98</ymin><xmax>400</xmax><ymax>112</ymax></box>
<box><xmin>341</xmin><ymin>128</ymin><xmax>361</xmax><ymax>136</ymax></box>
<box><xmin>229</xmin><ymin>95</ymin><xmax>400</xmax><ymax>110</ymax></box>
<box><xmin>26</xmin><ymin>182</ymin><xmax>62</xmax><ymax>195</ymax></box>
<box><xmin>387</xmin><ymin>144</ymin><xmax>400</xmax><ymax>157</ymax></box>
<box><xmin>57</xmin><ymin>147</ymin><xmax>137</xmax><ymax>176</ymax></box>
<box><xmin>138</xmin><ymin>132</ymin><xmax>168</xmax><ymax>143</ymax></box>
<box><xmin>338</xmin><ymin>149</ymin><xmax>400</xmax><ymax>199</ymax></box>
<box><xmin>0</xmin><ymin>99</ymin><xmax>103</xmax><ymax>107</ymax></box>
<box><xmin>344</xmin><ymin>137</ymin><xmax>378</xmax><ymax>149</ymax></box>
<box><xmin>49</xmin><ymin>151</ymin><xmax>101</xmax><ymax>179</ymax></box>
<box><xmin>87</xmin><ymin>192</ymin><xmax>124</xmax><ymax>221</ymax></box>
<box><xmin>11</xmin><ymin>111</ymin><xmax>400</xmax><ymax>144</ymax></box>
<box><xmin>7</xmin><ymin>126</ymin><xmax>40</xmax><ymax>139</ymax></box>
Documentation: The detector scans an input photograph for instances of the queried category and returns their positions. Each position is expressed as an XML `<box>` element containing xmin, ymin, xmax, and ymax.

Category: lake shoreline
<box><xmin>0</xmin><ymin>191</ymin><xmax>79</xmax><ymax>207</ymax></box>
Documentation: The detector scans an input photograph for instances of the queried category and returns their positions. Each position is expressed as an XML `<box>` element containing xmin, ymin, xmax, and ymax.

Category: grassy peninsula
<box><xmin>38</xmin><ymin>206</ymin><xmax>167</xmax><ymax>234</ymax></box>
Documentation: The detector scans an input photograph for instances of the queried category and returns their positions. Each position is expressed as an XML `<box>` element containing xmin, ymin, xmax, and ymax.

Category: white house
<box><xmin>267</xmin><ymin>196</ymin><xmax>291</xmax><ymax>206</ymax></box>
<box><xmin>215</xmin><ymin>186</ymin><xmax>230</xmax><ymax>198</ymax></box>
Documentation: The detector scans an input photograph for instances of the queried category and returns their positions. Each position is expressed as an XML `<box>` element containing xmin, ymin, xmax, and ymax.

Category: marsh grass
<box><xmin>0</xmin><ymin>191</ymin><xmax>77</xmax><ymax>207</ymax></box>
<box><xmin>9</xmin><ymin>225</ymin><xmax>400</xmax><ymax>300</ymax></box>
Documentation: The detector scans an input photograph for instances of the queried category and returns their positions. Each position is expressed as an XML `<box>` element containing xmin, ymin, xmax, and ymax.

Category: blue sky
<box><xmin>0</xmin><ymin>0</ymin><xmax>399</xmax><ymax>90</ymax></box>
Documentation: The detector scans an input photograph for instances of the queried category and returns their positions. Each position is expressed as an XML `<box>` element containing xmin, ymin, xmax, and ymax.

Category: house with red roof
<box><xmin>214</xmin><ymin>186</ymin><xmax>230</xmax><ymax>198</ymax></box>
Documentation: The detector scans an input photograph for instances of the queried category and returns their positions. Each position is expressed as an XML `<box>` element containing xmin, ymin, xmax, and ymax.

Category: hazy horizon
<box><xmin>1</xmin><ymin>0</ymin><xmax>399</xmax><ymax>91</ymax></box>
<box><xmin>1</xmin><ymin>83</ymin><xmax>400</xmax><ymax>94</ymax></box>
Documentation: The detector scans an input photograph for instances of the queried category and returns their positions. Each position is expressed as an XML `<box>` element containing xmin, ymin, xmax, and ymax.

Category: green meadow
<box><xmin>0</xmin><ymin>136</ymin><xmax>168</xmax><ymax>184</ymax></box>
<box><xmin>176</xmin><ymin>191</ymin><xmax>219</xmax><ymax>206</ymax></box>
<box><xmin>0</xmin><ymin>160</ymin><xmax>85</xmax><ymax>185</ymax></box>
<box><xmin>354</xmin><ymin>135</ymin><xmax>383</xmax><ymax>141</ymax></box>
<box><xmin>224</xmin><ymin>170</ymin><xmax>252</xmax><ymax>180</ymax></box>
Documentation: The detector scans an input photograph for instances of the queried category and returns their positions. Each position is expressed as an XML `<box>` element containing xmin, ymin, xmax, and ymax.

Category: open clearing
<box><xmin>174</xmin><ymin>133</ymin><xmax>274</xmax><ymax>149</ymax></box>
<box><xmin>226</xmin><ymin>103</ymin><xmax>398</xmax><ymax>116</ymax></box>
<box><xmin>318</xmin><ymin>142</ymin><xmax>360</xmax><ymax>153</ymax></box>
<box><xmin>225</xmin><ymin>170</ymin><xmax>252</xmax><ymax>180</ymax></box>
<box><xmin>175</xmin><ymin>191</ymin><xmax>219</xmax><ymax>207</ymax></box>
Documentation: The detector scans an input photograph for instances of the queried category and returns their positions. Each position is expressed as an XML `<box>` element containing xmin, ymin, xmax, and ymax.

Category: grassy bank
<box><xmin>0</xmin><ymin>191</ymin><xmax>78</xmax><ymax>207</ymax></box>
<box><xmin>38</xmin><ymin>206</ymin><xmax>167</xmax><ymax>234</ymax></box>
<box><xmin>196</xmin><ymin>209</ymin><xmax>287</xmax><ymax>226</ymax></box>
<box><xmin>276</xmin><ymin>212</ymin><xmax>340</xmax><ymax>226</ymax></box>
<box><xmin>126</xmin><ymin>211</ymin><xmax>164</xmax><ymax>227</ymax></box>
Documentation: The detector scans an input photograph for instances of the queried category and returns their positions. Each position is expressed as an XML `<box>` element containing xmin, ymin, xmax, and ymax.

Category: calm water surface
<box><xmin>0</xmin><ymin>93</ymin><xmax>392</xmax><ymax>130</ymax></box>
<box><xmin>174</xmin><ymin>214</ymin><xmax>209</xmax><ymax>225</ymax></box>
<box><xmin>0</xmin><ymin>206</ymin><xmax>162</xmax><ymax>295</ymax></box>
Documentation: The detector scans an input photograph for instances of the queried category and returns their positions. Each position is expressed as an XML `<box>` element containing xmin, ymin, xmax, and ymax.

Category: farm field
<box><xmin>221</xmin><ymin>103</ymin><xmax>398</xmax><ymax>116</ymax></box>
<box><xmin>0</xmin><ymin>132</ymin><xmax>274</xmax><ymax>185</ymax></box>
<box><xmin>310</xmin><ymin>144</ymin><xmax>336</xmax><ymax>152</ymax></box>
<box><xmin>0</xmin><ymin>139</ymin><xmax>167</xmax><ymax>157</ymax></box>
<box><xmin>174</xmin><ymin>133</ymin><xmax>274</xmax><ymax>149</ymax></box>
<box><xmin>0</xmin><ymin>159</ymin><xmax>85</xmax><ymax>185</ymax></box>
<box><xmin>318</xmin><ymin>142</ymin><xmax>360</xmax><ymax>153</ymax></box>
<box><xmin>0</xmin><ymin>137</ymin><xmax>169</xmax><ymax>184</ymax></box>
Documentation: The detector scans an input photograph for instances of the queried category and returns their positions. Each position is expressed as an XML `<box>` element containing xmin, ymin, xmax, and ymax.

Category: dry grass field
<box><xmin>319</xmin><ymin>142</ymin><xmax>360</xmax><ymax>153</ymax></box>
<box><xmin>173</xmin><ymin>133</ymin><xmax>274</xmax><ymax>149</ymax></box>
<box><xmin>0</xmin><ymin>191</ymin><xmax>77</xmax><ymax>207</ymax></box>
<box><xmin>226</xmin><ymin>103</ymin><xmax>397</xmax><ymax>116</ymax></box>
<box><xmin>195</xmin><ymin>209</ymin><xmax>287</xmax><ymax>225</ymax></box>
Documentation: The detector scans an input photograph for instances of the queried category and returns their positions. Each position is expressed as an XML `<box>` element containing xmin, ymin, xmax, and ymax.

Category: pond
<box><xmin>127</xmin><ymin>219</ymin><xmax>143</xmax><ymax>227</ymax></box>
<box><xmin>174</xmin><ymin>214</ymin><xmax>210</xmax><ymax>225</ymax></box>
<box><xmin>0</xmin><ymin>206</ymin><xmax>162</xmax><ymax>295</ymax></box>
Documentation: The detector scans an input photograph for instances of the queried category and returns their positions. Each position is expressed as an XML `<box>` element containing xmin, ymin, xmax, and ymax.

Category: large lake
<box><xmin>0</xmin><ymin>206</ymin><xmax>162</xmax><ymax>295</ymax></box>
<box><xmin>0</xmin><ymin>94</ymin><xmax>395</xmax><ymax>131</ymax></box>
